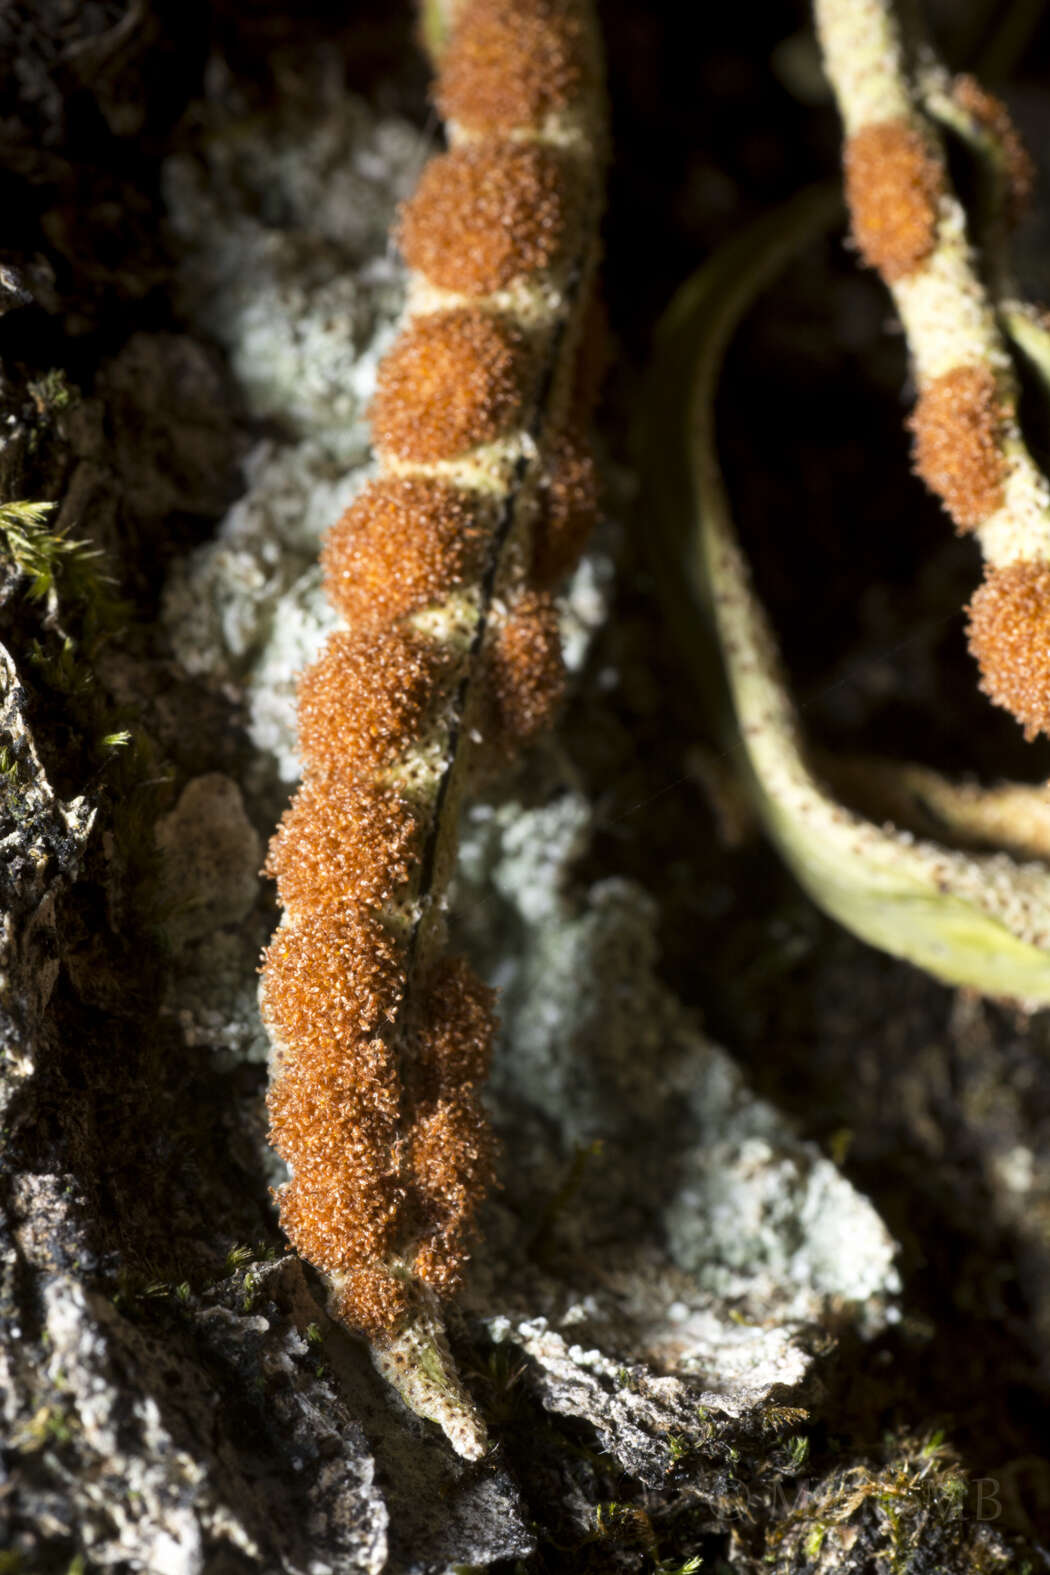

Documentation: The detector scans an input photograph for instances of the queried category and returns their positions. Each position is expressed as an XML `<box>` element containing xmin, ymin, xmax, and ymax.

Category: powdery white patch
<box><xmin>453</xmin><ymin>789</ymin><xmax>900</xmax><ymax>1443</ymax></box>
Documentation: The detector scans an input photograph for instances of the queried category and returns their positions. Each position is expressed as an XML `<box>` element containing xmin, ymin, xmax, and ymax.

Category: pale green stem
<box><xmin>642</xmin><ymin>187</ymin><xmax>1050</xmax><ymax>1004</ymax></box>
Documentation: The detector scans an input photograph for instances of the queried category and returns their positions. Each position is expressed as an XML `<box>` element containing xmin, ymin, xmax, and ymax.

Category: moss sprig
<box><xmin>0</xmin><ymin>500</ymin><xmax>127</xmax><ymax>642</ymax></box>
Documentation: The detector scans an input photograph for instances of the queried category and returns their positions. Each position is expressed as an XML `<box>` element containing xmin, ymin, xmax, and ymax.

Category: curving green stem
<box><xmin>642</xmin><ymin>186</ymin><xmax>1050</xmax><ymax>1006</ymax></box>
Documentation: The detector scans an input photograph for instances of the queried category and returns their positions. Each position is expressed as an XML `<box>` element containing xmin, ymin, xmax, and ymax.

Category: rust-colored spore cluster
<box><xmin>265</xmin><ymin>780</ymin><xmax>419</xmax><ymax>916</ymax></box>
<box><xmin>399</xmin><ymin>142</ymin><xmax>568</xmax><ymax>295</ymax></box>
<box><xmin>532</xmin><ymin>428</ymin><xmax>599</xmax><ymax>584</ymax></box>
<box><xmin>296</xmin><ymin>626</ymin><xmax>448</xmax><ymax>780</ymax></box>
<box><xmin>263</xmin><ymin>913</ymin><xmax>408</xmax><ymax>1334</ymax></box>
<box><xmin>437</xmin><ymin>0</ymin><xmax>587</xmax><ymax>134</ymax></box>
<box><xmin>953</xmin><ymin>74</ymin><xmax>1035</xmax><ymax>226</ymax></box>
<box><xmin>910</xmin><ymin>365</ymin><xmax>1006</xmax><ymax>529</ymax></box>
<box><xmin>275</xmin><ymin>1120</ymin><xmax>400</xmax><ymax>1263</ymax></box>
<box><xmin>967</xmin><ymin>561</ymin><xmax>1050</xmax><ymax>740</ymax></box>
<box><xmin>263</xmin><ymin>912</ymin><xmax>405</xmax><ymax>1049</ymax></box>
<box><xmin>485</xmin><ymin>588</ymin><xmax>566</xmax><ymax>745</ymax></box>
<box><xmin>371</xmin><ymin>308</ymin><xmax>528</xmax><ymax>463</ymax></box>
<box><xmin>532</xmin><ymin>290</ymin><xmax>605</xmax><ymax>583</ymax></box>
<box><xmin>409</xmin><ymin>1094</ymin><xmax>497</xmax><ymax>1295</ymax></box>
<box><xmin>404</xmin><ymin>956</ymin><xmax>499</xmax><ymax>1296</ymax></box>
<box><xmin>322</xmin><ymin>478</ymin><xmax>487</xmax><ymax>629</ymax></box>
<box><xmin>844</xmin><ymin>119</ymin><xmax>942</xmax><ymax>281</ymax></box>
<box><xmin>332</xmin><ymin>1266</ymin><xmax>411</xmax><ymax>1337</ymax></box>
<box><xmin>415</xmin><ymin>954</ymin><xmax>498</xmax><ymax>1092</ymax></box>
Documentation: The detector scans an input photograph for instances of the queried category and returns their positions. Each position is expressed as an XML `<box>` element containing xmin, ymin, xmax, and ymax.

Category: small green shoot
<box><xmin>27</xmin><ymin>367</ymin><xmax>76</xmax><ymax>413</ymax></box>
<box><xmin>803</xmin><ymin>1524</ymin><xmax>827</xmax><ymax>1559</ymax></box>
<box><xmin>0</xmin><ymin>501</ymin><xmax>99</xmax><ymax>603</ymax></box>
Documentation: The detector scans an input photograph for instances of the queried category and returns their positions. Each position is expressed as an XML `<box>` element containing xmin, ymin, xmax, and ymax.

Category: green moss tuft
<box><xmin>0</xmin><ymin>500</ymin><xmax>122</xmax><ymax>632</ymax></box>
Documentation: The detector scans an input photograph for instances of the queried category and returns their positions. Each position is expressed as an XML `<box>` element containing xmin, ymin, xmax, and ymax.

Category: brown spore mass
<box><xmin>436</xmin><ymin>0</ymin><xmax>587</xmax><ymax>135</ymax></box>
<box><xmin>414</xmin><ymin>955</ymin><xmax>499</xmax><ymax>1094</ymax></box>
<box><xmin>296</xmin><ymin>626</ymin><xmax>449</xmax><ymax>781</ymax></box>
<box><xmin>261</xmin><ymin>910</ymin><xmax>405</xmax><ymax>1053</ymax></box>
<box><xmin>844</xmin><ymin>119</ymin><xmax>942</xmax><ymax>281</ymax></box>
<box><xmin>953</xmin><ymin>74</ymin><xmax>1035</xmax><ymax>225</ymax></box>
<box><xmin>531</xmin><ymin>289</ymin><xmax>606</xmax><ymax>582</ymax></box>
<box><xmin>277</xmin><ymin>1150</ymin><xmax>408</xmax><ymax>1333</ymax></box>
<box><xmin>321</xmin><ymin>477</ymin><xmax>487</xmax><ymax>629</ymax></box>
<box><xmin>485</xmin><ymin>587</ymin><xmax>565</xmax><ymax>746</ymax></box>
<box><xmin>371</xmin><ymin>309</ymin><xmax>527</xmax><ymax>463</ymax></box>
<box><xmin>265</xmin><ymin>779</ymin><xmax>420</xmax><ymax>917</ymax></box>
<box><xmin>332</xmin><ymin>1266</ymin><xmax>412</xmax><ymax>1338</ymax></box>
<box><xmin>276</xmin><ymin>1151</ymin><xmax>400</xmax><ymax>1267</ymax></box>
<box><xmin>910</xmin><ymin>364</ymin><xmax>1006</xmax><ymax>530</ymax></box>
<box><xmin>409</xmin><ymin>1095</ymin><xmax>497</xmax><ymax>1295</ymax></box>
<box><xmin>263</xmin><ymin>909</ymin><xmax>412</xmax><ymax>1335</ymax></box>
<box><xmin>532</xmin><ymin>426</ymin><xmax>599</xmax><ymax>583</ymax></box>
<box><xmin>967</xmin><ymin>561</ymin><xmax>1050</xmax><ymax>740</ymax></box>
<box><xmin>399</xmin><ymin>142</ymin><xmax>569</xmax><ymax>295</ymax></box>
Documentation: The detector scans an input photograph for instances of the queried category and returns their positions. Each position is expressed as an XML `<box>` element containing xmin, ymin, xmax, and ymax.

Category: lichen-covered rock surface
<box><xmin>3</xmin><ymin>3</ymin><xmax>1050</xmax><ymax>1572</ymax></box>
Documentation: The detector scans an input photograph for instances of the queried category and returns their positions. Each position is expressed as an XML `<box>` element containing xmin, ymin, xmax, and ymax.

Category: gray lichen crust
<box><xmin>456</xmin><ymin>792</ymin><xmax>899</xmax><ymax>1393</ymax></box>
